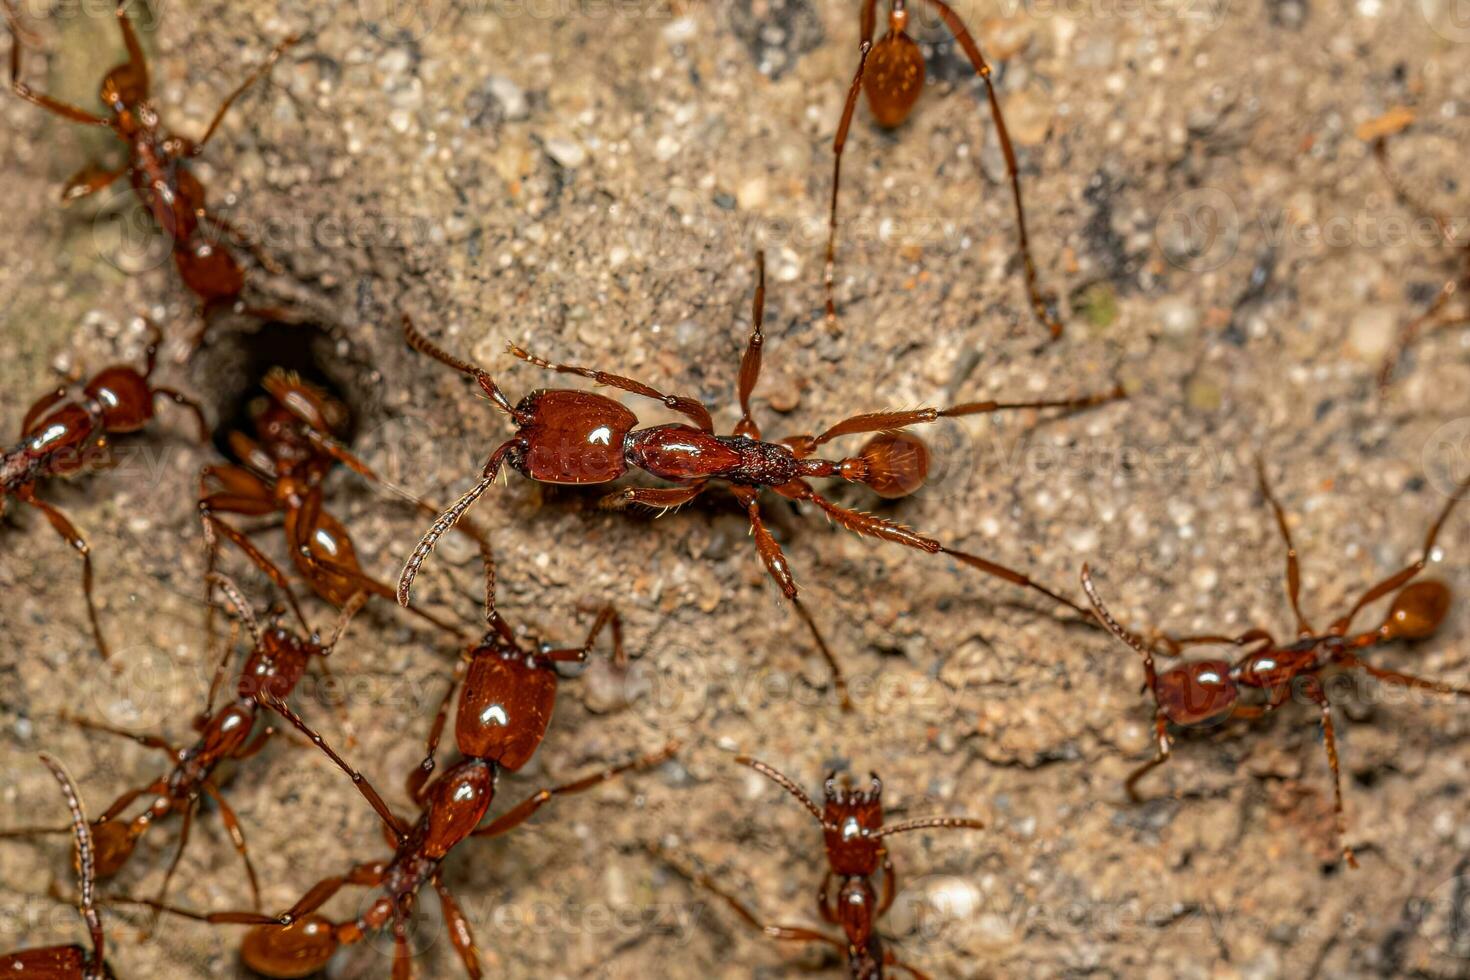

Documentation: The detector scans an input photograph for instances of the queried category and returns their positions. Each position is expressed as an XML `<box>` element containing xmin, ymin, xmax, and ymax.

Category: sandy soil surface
<box><xmin>2</xmin><ymin>0</ymin><xmax>1469</xmax><ymax>977</ymax></box>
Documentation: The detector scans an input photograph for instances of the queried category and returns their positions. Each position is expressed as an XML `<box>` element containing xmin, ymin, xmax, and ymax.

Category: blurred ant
<box><xmin>1081</xmin><ymin>460</ymin><xmax>1470</xmax><ymax>867</ymax></box>
<box><xmin>1373</xmin><ymin>130</ymin><xmax>1470</xmax><ymax>386</ymax></box>
<box><xmin>3</xmin><ymin>0</ymin><xmax>296</xmax><ymax>334</ymax></box>
<box><xmin>200</xmin><ymin>368</ymin><xmax>475</xmax><ymax>642</ymax></box>
<box><xmin>0</xmin><ymin>753</ymin><xmax>113</xmax><ymax>979</ymax></box>
<box><xmin>1</xmin><ymin>575</ymin><xmax>361</xmax><ymax>924</ymax></box>
<box><xmin>653</xmin><ymin>756</ymin><xmax>984</xmax><ymax>979</ymax></box>
<box><xmin>825</xmin><ymin>0</ymin><xmax>1060</xmax><ymax>338</ymax></box>
<box><xmin>398</xmin><ymin>252</ymin><xmax>1121</xmax><ymax>704</ymax></box>
<box><xmin>128</xmin><ymin>539</ymin><xmax>673</xmax><ymax>978</ymax></box>
<box><xmin>1</xmin><ymin>319</ymin><xmax>205</xmax><ymax>659</ymax></box>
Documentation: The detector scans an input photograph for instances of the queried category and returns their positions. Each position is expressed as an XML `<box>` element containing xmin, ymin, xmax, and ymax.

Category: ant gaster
<box><xmin>1080</xmin><ymin>460</ymin><xmax>1470</xmax><ymax>867</ymax></box>
<box><xmin>4</xmin><ymin>0</ymin><xmax>296</xmax><ymax>331</ymax></box>
<box><xmin>1</xmin><ymin>319</ymin><xmax>206</xmax><ymax>659</ymax></box>
<box><xmin>133</xmin><ymin>539</ymin><xmax>673</xmax><ymax>978</ymax></box>
<box><xmin>397</xmin><ymin>252</ymin><xmax>1122</xmax><ymax>704</ymax></box>
<box><xmin>655</xmin><ymin>756</ymin><xmax>984</xmax><ymax>979</ymax></box>
<box><xmin>825</xmin><ymin>0</ymin><xmax>1060</xmax><ymax>338</ymax></box>
<box><xmin>0</xmin><ymin>753</ymin><xmax>113</xmax><ymax>979</ymax></box>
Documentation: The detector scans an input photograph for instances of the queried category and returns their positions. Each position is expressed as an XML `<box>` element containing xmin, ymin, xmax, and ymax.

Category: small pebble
<box><xmin>544</xmin><ymin>137</ymin><xmax>588</xmax><ymax>169</ymax></box>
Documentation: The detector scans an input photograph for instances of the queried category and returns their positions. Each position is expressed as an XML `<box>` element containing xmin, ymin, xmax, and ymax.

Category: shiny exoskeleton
<box><xmin>823</xmin><ymin>0</ymin><xmax>1060</xmax><ymax>338</ymax></box>
<box><xmin>398</xmin><ymin>253</ymin><xmax>1123</xmax><ymax>705</ymax></box>
<box><xmin>4</xmin><ymin>0</ymin><xmax>294</xmax><ymax>326</ymax></box>
<box><xmin>0</xmin><ymin>320</ymin><xmax>205</xmax><ymax>659</ymax></box>
<box><xmin>1082</xmin><ymin>460</ymin><xmax>1470</xmax><ymax>867</ymax></box>
<box><xmin>0</xmin><ymin>754</ymin><xmax>113</xmax><ymax>980</ymax></box>
<box><xmin>2</xmin><ymin>577</ymin><xmax>359</xmax><ymax>925</ymax></box>
<box><xmin>656</xmin><ymin>757</ymin><xmax>984</xmax><ymax>979</ymax></box>
<box><xmin>139</xmin><ymin>540</ymin><xmax>672</xmax><ymax>978</ymax></box>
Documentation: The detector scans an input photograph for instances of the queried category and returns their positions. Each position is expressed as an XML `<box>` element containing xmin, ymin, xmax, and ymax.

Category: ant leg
<box><xmin>401</xmin><ymin>314</ymin><xmax>521</xmax><ymax>419</ymax></box>
<box><xmin>203</xmin><ymin>782</ymin><xmax>261</xmax><ymax>911</ymax></box>
<box><xmin>202</xmin><ymin>513</ymin><xmax>311</xmax><ymax>632</ymax></box>
<box><xmin>142</xmin><ymin>799</ymin><xmax>196</xmax><ymax>936</ymax></box>
<box><xmin>23</xmin><ymin>494</ymin><xmax>109</xmax><ymax>659</ymax></box>
<box><xmin>111</xmin><ymin>0</ymin><xmax>147</xmax><ymax>92</ymax></box>
<box><xmin>878</xmin><ymin>850</ymin><xmax>897</xmax><ymax>916</ymax></box>
<box><xmin>96</xmin><ymin>779</ymin><xmax>168</xmax><ymax>824</ymax></box>
<box><xmin>4</xmin><ymin>1</ymin><xmax>110</xmax><ymax>125</ymax></box>
<box><xmin>1328</xmin><ymin>479</ymin><xmax>1470</xmax><ymax>635</ymax></box>
<box><xmin>471</xmin><ymin>742</ymin><xmax>677</xmax><ymax>838</ymax></box>
<box><xmin>602</xmin><ymin>482</ymin><xmax>709</xmax><ymax>513</ymax></box>
<box><xmin>392</xmin><ymin>918</ymin><xmax>412</xmax><ymax>979</ymax></box>
<box><xmin>730</xmin><ymin>486</ymin><xmax>853</xmax><ymax>708</ymax></box>
<box><xmin>258</xmin><ymin>694</ymin><xmax>409</xmax><ymax>839</ymax></box>
<box><xmin>912</xmin><ymin>0</ymin><xmax>1062</xmax><ymax>339</ymax></box>
<box><xmin>1373</xmin><ymin>137</ymin><xmax>1458</xmax><ymax>245</ymax></box>
<box><xmin>60</xmin><ymin>164</ymin><xmax>126</xmax><ymax>204</ymax></box>
<box><xmin>508</xmin><ymin>343</ymin><xmax>715</xmax><ymax>432</ymax></box>
<box><xmin>824</xmin><ymin>41</ymin><xmax>874</xmax><ymax>330</ymax></box>
<box><xmin>1302</xmin><ymin>679</ymin><xmax>1357</xmax><ymax>868</ymax></box>
<box><xmin>432</xmin><ymin>875</ymin><xmax>484</xmax><ymax>980</ymax></box>
<box><xmin>297</xmin><ymin>546</ymin><xmax>474</xmax><ymax>639</ymax></box>
<box><xmin>1124</xmin><ymin>711</ymin><xmax>1173</xmax><ymax>802</ymax></box>
<box><xmin>735</xmin><ymin>251</ymin><xmax>767</xmax><ymax>438</ymax></box>
<box><xmin>1339</xmin><ymin>654</ymin><xmax>1469</xmax><ymax>698</ymax></box>
<box><xmin>407</xmin><ymin>652</ymin><xmax>470</xmax><ymax>804</ymax></box>
<box><xmin>541</xmin><ymin>603</ymin><xmax>626</xmax><ymax>668</ymax></box>
<box><xmin>151</xmin><ymin>386</ymin><xmax>210</xmax><ymax>443</ymax></box>
<box><xmin>1379</xmin><ymin>286</ymin><xmax>1465</xmax><ymax>387</ymax></box>
<box><xmin>1254</xmin><ymin>457</ymin><xmax>1313</xmax><ymax>636</ymax></box>
<box><xmin>279</xmin><ymin>861</ymin><xmax>388</xmax><ymax>921</ymax></box>
<box><xmin>188</xmin><ymin>34</ymin><xmax>299</xmax><ymax>152</ymax></box>
<box><xmin>398</xmin><ymin>441</ymin><xmax>515</xmax><ymax>606</ymax></box>
<box><xmin>60</xmin><ymin>715</ymin><xmax>177</xmax><ymax>757</ymax></box>
<box><xmin>652</xmin><ymin>846</ymin><xmax>846</xmax><ymax>950</ymax></box>
<box><xmin>816</xmin><ymin>870</ymin><xmax>838</xmax><ymax>923</ymax></box>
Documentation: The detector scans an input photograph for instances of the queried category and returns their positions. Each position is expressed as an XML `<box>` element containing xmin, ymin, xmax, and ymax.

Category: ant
<box><xmin>652</xmin><ymin>756</ymin><xmax>984</xmax><ymax>979</ymax></box>
<box><xmin>200</xmin><ymin>368</ymin><xmax>474</xmax><ymax>642</ymax></box>
<box><xmin>2</xmin><ymin>574</ymin><xmax>361</xmax><ymax>924</ymax></box>
<box><xmin>130</xmin><ymin>538</ymin><xmax>674</xmax><ymax>978</ymax></box>
<box><xmin>1372</xmin><ymin>130</ymin><xmax>1470</xmax><ymax>387</ymax></box>
<box><xmin>397</xmin><ymin>252</ymin><xmax>1122</xmax><ymax>704</ymax></box>
<box><xmin>0</xmin><ymin>753</ymin><xmax>112</xmax><ymax>979</ymax></box>
<box><xmin>4</xmin><ymin>0</ymin><xmax>296</xmax><ymax>332</ymax></box>
<box><xmin>824</xmin><ymin>0</ymin><xmax>1060</xmax><ymax>339</ymax></box>
<box><xmin>1079</xmin><ymin>459</ymin><xmax>1470</xmax><ymax>867</ymax></box>
<box><xmin>1</xmin><ymin>319</ymin><xmax>206</xmax><ymax>659</ymax></box>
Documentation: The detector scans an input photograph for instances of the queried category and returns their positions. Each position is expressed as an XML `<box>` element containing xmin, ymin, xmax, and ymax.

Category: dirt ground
<box><xmin>2</xmin><ymin>0</ymin><xmax>1469</xmax><ymax>977</ymax></box>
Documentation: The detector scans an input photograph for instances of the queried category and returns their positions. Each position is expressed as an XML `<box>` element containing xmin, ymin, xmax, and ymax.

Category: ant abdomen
<box><xmin>83</xmin><ymin>368</ymin><xmax>155</xmax><ymax>432</ymax></box>
<box><xmin>1155</xmin><ymin>661</ymin><xmax>1238</xmax><ymax>726</ymax></box>
<box><xmin>855</xmin><ymin>431</ymin><xmax>931</xmax><ymax>499</ymax></box>
<box><xmin>89</xmin><ymin>820</ymin><xmax>138</xmax><ymax>878</ymax></box>
<box><xmin>241</xmin><ymin>916</ymin><xmax>339</xmax><ymax>979</ymax></box>
<box><xmin>1382</xmin><ymin>580</ymin><xmax>1452</xmax><ymax>641</ymax></box>
<box><xmin>864</xmin><ymin>26</ymin><xmax>925</xmax><ymax>127</ymax></box>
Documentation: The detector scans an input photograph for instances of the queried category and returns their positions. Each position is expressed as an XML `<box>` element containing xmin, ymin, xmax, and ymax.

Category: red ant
<box><xmin>653</xmin><ymin>756</ymin><xmax>984</xmax><ymax>979</ymax></box>
<box><xmin>1</xmin><ymin>319</ymin><xmax>206</xmax><ymax>659</ymax></box>
<box><xmin>4</xmin><ymin>0</ymin><xmax>296</xmax><ymax>332</ymax></box>
<box><xmin>130</xmin><ymin>539</ymin><xmax>674</xmax><ymax>978</ymax></box>
<box><xmin>2</xmin><ymin>574</ymin><xmax>361</xmax><ymax>924</ymax></box>
<box><xmin>1372</xmin><ymin>131</ymin><xmax>1470</xmax><ymax>387</ymax></box>
<box><xmin>397</xmin><ymin>252</ymin><xmax>1121</xmax><ymax>704</ymax></box>
<box><xmin>825</xmin><ymin>0</ymin><xmax>1060</xmax><ymax>339</ymax></box>
<box><xmin>200</xmin><ymin>368</ymin><xmax>473</xmax><ymax>642</ymax></box>
<box><xmin>0</xmin><ymin>753</ymin><xmax>112</xmax><ymax>979</ymax></box>
<box><xmin>1080</xmin><ymin>460</ymin><xmax>1470</xmax><ymax>867</ymax></box>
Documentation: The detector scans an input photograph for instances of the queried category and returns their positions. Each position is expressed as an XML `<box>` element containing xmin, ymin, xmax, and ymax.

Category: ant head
<box><xmin>863</xmin><ymin>28</ymin><xmax>925</xmax><ymax>129</ymax></box>
<box><xmin>512</xmin><ymin>389</ymin><xmax>637</xmax><ymax>485</ymax></box>
<box><xmin>1381</xmin><ymin>580</ymin><xmax>1451</xmax><ymax>641</ymax></box>
<box><xmin>98</xmin><ymin>65</ymin><xmax>146</xmax><ymax>116</ymax></box>
<box><xmin>454</xmin><ymin>647</ymin><xmax>559</xmax><ymax>771</ymax></box>
<box><xmin>1155</xmin><ymin>661</ymin><xmax>1238</xmax><ymax>726</ymax></box>
<box><xmin>821</xmin><ymin>772</ymin><xmax>885</xmax><ymax>876</ymax></box>
<box><xmin>241</xmin><ymin>915</ymin><xmax>340</xmax><ymax>979</ymax></box>
<box><xmin>262</xmin><ymin>369</ymin><xmax>349</xmax><ymax>439</ymax></box>
<box><xmin>89</xmin><ymin>820</ymin><xmax>138</xmax><ymax>878</ymax></box>
<box><xmin>853</xmin><ymin>431</ymin><xmax>931</xmax><ymax>499</ymax></box>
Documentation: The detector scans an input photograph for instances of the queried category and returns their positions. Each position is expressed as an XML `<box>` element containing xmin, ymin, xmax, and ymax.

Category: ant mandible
<box><xmin>1372</xmin><ymin>129</ymin><xmax>1470</xmax><ymax>387</ymax></box>
<box><xmin>653</xmin><ymin>756</ymin><xmax>984</xmax><ymax>979</ymax></box>
<box><xmin>4</xmin><ymin>0</ymin><xmax>296</xmax><ymax>332</ymax></box>
<box><xmin>131</xmin><ymin>538</ymin><xmax>674</xmax><ymax>978</ymax></box>
<box><xmin>1080</xmin><ymin>460</ymin><xmax>1470</xmax><ymax>867</ymax></box>
<box><xmin>200</xmin><ymin>368</ymin><xmax>476</xmax><ymax>643</ymax></box>
<box><xmin>1</xmin><ymin>319</ymin><xmax>206</xmax><ymax>659</ymax></box>
<box><xmin>397</xmin><ymin>252</ymin><xmax>1122</xmax><ymax>705</ymax></box>
<box><xmin>0</xmin><ymin>753</ymin><xmax>112</xmax><ymax>980</ymax></box>
<box><xmin>2</xmin><ymin>575</ymin><xmax>362</xmax><ymax>924</ymax></box>
<box><xmin>825</xmin><ymin>0</ymin><xmax>1061</xmax><ymax>339</ymax></box>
